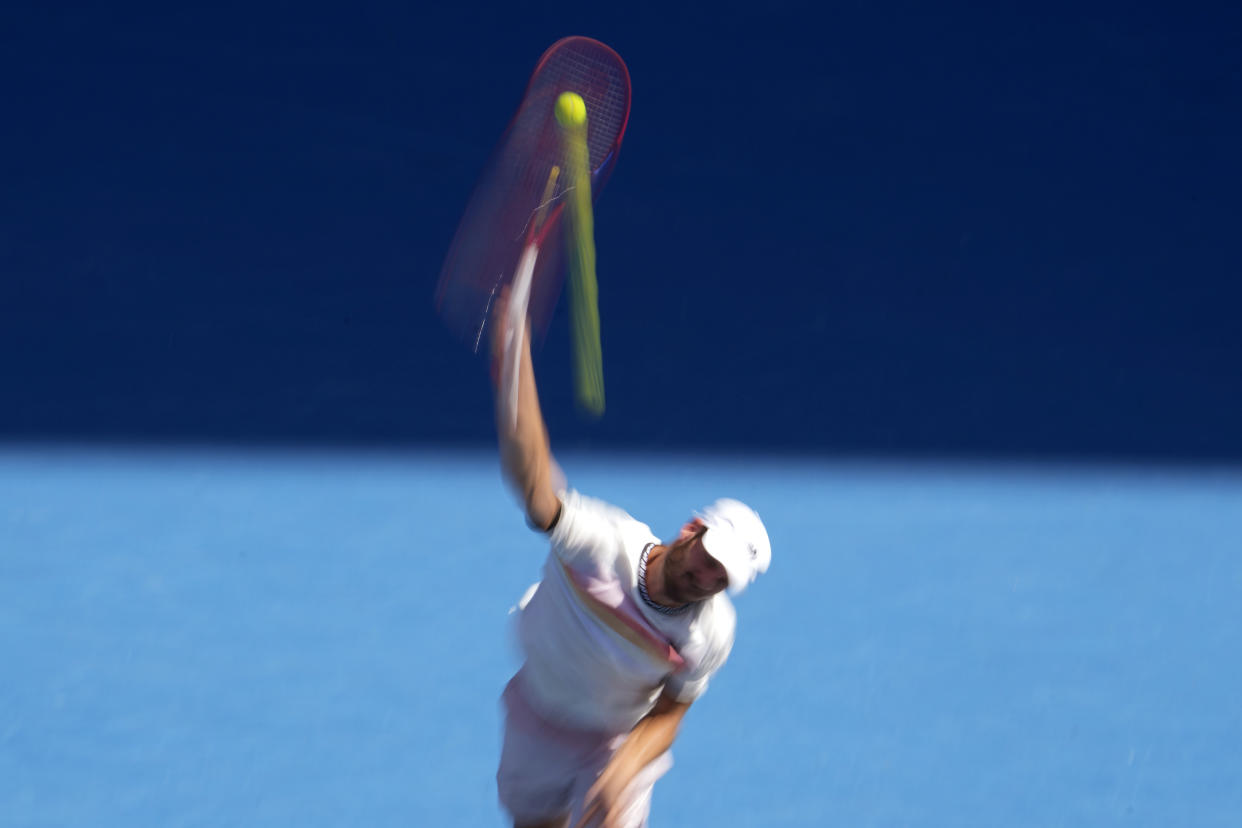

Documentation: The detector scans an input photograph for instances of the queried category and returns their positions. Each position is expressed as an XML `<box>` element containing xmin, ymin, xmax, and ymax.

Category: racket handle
<box><xmin>501</xmin><ymin>243</ymin><xmax>539</xmax><ymax>431</ymax></box>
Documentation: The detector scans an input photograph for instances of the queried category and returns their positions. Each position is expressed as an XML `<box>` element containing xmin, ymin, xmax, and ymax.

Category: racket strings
<box><xmin>435</xmin><ymin>37</ymin><xmax>630</xmax><ymax>353</ymax></box>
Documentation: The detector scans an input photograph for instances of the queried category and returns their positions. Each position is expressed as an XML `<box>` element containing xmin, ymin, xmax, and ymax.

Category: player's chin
<box><xmin>681</xmin><ymin>580</ymin><xmax>714</xmax><ymax>603</ymax></box>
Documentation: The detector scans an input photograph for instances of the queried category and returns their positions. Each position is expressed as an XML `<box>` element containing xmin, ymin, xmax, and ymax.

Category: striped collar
<box><xmin>638</xmin><ymin>543</ymin><xmax>691</xmax><ymax>616</ymax></box>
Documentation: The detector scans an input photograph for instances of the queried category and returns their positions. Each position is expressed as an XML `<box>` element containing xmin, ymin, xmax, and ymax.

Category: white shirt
<box><xmin>514</xmin><ymin>490</ymin><xmax>736</xmax><ymax>733</ymax></box>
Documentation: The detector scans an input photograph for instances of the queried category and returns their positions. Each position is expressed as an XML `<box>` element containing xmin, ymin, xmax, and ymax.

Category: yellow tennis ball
<box><xmin>555</xmin><ymin>91</ymin><xmax>587</xmax><ymax>127</ymax></box>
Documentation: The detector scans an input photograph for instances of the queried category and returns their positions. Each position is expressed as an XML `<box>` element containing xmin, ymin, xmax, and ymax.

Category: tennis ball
<box><xmin>555</xmin><ymin>91</ymin><xmax>587</xmax><ymax>127</ymax></box>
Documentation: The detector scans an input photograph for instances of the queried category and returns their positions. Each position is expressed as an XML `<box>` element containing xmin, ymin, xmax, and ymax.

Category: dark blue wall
<box><xmin>3</xmin><ymin>2</ymin><xmax>1240</xmax><ymax>460</ymax></box>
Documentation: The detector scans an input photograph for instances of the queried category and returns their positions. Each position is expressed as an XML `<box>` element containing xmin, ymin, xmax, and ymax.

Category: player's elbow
<box><xmin>524</xmin><ymin>487</ymin><xmax>561</xmax><ymax>533</ymax></box>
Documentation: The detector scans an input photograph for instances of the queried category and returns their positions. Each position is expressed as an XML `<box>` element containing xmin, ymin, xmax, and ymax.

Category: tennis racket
<box><xmin>435</xmin><ymin>37</ymin><xmax>630</xmax><ymax>423</ymax></box>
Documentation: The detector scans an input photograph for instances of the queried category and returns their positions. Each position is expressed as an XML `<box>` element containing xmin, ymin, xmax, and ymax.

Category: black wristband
<box><xmin>535</xmin><ymin>501</ymin><xmax>563</xmax><ymax>534</ymax></box>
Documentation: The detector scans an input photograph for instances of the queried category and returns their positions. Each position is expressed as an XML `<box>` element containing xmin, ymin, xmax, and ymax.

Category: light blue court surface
<box><xmin>2</xmin><ymin>446</ymin><xmax>1240</xmax><ymax>826</ymax></box>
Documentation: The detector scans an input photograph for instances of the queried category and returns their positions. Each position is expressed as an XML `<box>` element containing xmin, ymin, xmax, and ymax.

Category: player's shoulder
<box><xmin>698</xmin><ymin>593</ymin><xmax>737</xmax><ymax>646</ymax></box>
<box><xmin>675</xmin><ymin>593</ymin><xmax>736</xmax><ymax>680</ymax></box>
<box><xmin>558</xmin><ymin>490</ymin><xmax>652</xmax><ymax>533</ymax></box>
<box><xmin>552</xmin><ymin>489</ymin><xmax>655</xmax><ymax>561</ymax></box>
<box><xmin>558</xmin><ymin>488</ymin><xmax>618</xmax><ymax>515</ymax></box>
<box><xmin>708</xmin><ymin>592</ymin><xmax>737</xmax><ymax>627</ymax></box>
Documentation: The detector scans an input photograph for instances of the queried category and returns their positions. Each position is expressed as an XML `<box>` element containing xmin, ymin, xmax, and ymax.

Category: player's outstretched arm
<box><xmin>576</xmin><ymin>691</ymin><xmax>690</xmax><ymax>828</ymax></box>
<box><xmin>491</xmin><ymin>292</ymin><xmax>562</xmax><ymax>532</ymax></box>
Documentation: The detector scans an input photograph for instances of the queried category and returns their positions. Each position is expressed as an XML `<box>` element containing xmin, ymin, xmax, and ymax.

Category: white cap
<box><xmin>698</xmin><ymin>498</ymin><xmax>771</xmax><ymax>595</ymax></box>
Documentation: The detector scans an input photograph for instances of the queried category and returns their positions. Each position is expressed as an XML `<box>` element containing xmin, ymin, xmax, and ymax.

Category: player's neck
<box><xmin>642</xmin><ymin>545</ymin><xmax>680</xmax><ymax>608</ymax></box>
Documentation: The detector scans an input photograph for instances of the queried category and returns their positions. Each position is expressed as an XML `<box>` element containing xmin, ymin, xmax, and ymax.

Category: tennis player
<box><xmin>490</xmin><ymin>297</ymin><xmax>772</xmax><ymax>828</ymax></box>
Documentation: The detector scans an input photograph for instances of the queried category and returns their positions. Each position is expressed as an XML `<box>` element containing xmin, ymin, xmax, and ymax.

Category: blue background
<box><xmin>3</xmin><ymin>1</ymin><xmax>1240</xmax><ymax>459</ymax></box>
<box><xmin>4</xmin><ymin>449</ymin><xmax>1241</xmax><ymax>826</ymax></box>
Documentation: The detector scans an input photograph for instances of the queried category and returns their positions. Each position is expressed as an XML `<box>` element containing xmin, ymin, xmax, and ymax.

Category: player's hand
<box><xmin>574</xmin><ymin>761</ymin><xmax>634</xmax><ymax>828</ymax></box>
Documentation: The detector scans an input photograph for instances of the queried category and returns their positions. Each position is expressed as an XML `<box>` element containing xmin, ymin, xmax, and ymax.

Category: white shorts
<box><xmin>497</xmin><ymin>672</ymin><xmax>673</xmax><ymax>827</ymax></box>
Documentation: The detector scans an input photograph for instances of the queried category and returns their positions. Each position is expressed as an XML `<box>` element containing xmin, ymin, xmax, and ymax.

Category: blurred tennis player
<box><xmin>489</xmin><ymin>295</ymin><xmax>772</xmax><ymax>828</ymax></box>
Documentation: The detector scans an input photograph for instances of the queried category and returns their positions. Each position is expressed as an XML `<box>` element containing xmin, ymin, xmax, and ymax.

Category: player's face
<box><xmin>663</xmin><ymin>523</ymin><xmax>730</xmax><ymax>604</ymax></box>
